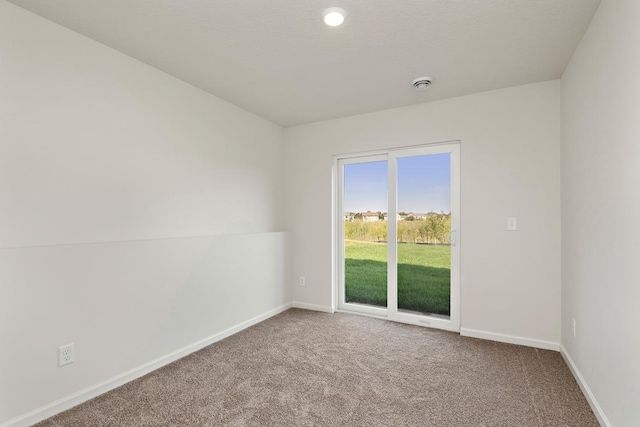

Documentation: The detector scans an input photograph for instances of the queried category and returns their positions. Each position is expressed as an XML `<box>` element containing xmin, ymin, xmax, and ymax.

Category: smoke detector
<box><xmin>412</xmin><ymin>76</ymin><xmax>433</xmax><ymax>91</ymax></box>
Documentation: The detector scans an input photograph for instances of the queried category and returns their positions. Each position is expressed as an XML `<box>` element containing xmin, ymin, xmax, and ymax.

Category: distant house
<box><xmin>408</xmin><ymin>212</ymin><xmax>427</xmax><ymax>220</ymax></box>
<box><xmin>382</xmin><ymin>213</ymin><xmax>404</xmax><ymax>221</ymax></box>
<box><xmin>361</xmin><ymin>211</ymin><xmax>380</xmax><ymax>222</ymax></box>
<box><xmin>344</xmin><ymin>212</ymin><xmax>355</xmax><ymax>221</ymax></box>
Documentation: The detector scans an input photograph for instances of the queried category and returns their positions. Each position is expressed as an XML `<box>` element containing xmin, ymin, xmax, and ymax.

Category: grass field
<box><xmin>345</xmin><ymin>240</ymin><xmax>451</xmax><ymax>316</ymax></box>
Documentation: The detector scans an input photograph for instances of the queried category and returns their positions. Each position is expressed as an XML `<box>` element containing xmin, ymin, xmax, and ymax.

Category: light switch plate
<box><xmin>507</xmin><ymin>218</ymin><xmax>517</xmax><ymax>231</ymax></box>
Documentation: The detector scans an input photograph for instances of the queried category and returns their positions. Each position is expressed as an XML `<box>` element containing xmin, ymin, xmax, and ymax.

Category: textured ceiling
<box><xmin>8</xmin><ymin>0</ymin><xmax>600</xmax><ymax>127</ymax></box>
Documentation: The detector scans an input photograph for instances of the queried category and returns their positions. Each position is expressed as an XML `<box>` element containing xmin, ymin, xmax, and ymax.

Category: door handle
<box><xmin>448</xmin><ymin>230</ymin><xmax>457</xmax><ymax>246</ymax></box>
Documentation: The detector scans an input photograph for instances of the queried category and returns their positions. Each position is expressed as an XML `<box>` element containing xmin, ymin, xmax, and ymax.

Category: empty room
<box><xmin>1</xmin><ymin>0</ymin><xmax>638</xmax><ymax>426</ymax></box>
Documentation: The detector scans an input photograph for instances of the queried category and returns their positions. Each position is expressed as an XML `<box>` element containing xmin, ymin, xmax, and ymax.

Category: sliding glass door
<box><xmin>336</xmin><ymin>143</ymin><xmax>460</xmax><ymax>331</ymax></box>
<box><xmin>338</xmin><ymin>154</ymin><xmax>388</xmax><ymax>317</ymax></box>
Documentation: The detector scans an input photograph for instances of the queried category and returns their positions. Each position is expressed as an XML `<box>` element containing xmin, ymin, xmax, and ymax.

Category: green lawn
<box><xmin>345</xmin><ymin>240</ymin><xmax>451</xmax><ymax>316</ymax></box>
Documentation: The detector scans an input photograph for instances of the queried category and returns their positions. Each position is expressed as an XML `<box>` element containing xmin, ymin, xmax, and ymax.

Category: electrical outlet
<box><xmin>299</xmin><ymin>276</ymin><xmax>306</xmax><ymax>286</ymax></box>
<box><xmin>58</xmin><ymin>343</ymin><xmax>74</xmax><ymax>367</ymax></box>
<box><xmin>572</xmin><ymin>319</ymin><xmax>577</xmax><ymax>338</ymax></box>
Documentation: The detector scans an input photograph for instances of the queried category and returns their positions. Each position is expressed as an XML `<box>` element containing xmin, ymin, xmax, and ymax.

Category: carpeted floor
<box><xmin>36</xmin><ymin>309</ymin><xmax>598</xmax><ymax>426</ymax></box>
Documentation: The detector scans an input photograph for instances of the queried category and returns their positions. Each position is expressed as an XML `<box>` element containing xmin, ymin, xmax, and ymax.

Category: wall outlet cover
<box><xmin>58</xmin><ymin>343</ymin><xmax>74</xmax><ymax>367</ymax></box>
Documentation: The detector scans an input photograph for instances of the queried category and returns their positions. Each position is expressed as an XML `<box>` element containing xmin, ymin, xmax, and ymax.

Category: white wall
<box><xmin>0</xmin><ymin>2</ymin><xmax>289</xmax><ymax>425</ymax></box>
<box><xmin>561</xmin><ymin>0</ymin><xmax>640</xmax><ymax>425</ymax></box>
<box><xmin>284</xmin><ymin>81</ymin><xmax>562</xmax><ymax>347</ymax></box>
<box><xmin>0</xmin><ymin>233</ymin><xmax>290</xmax><ymax>426</ymax></box>
<box><xmin>0</xmin><ymin>3</ymin><xmax>283</xmax><ymax>247</ymax></box>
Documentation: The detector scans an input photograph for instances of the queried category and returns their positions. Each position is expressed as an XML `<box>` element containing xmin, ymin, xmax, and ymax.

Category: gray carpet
<box><xmin>36</xmin><ymin>309</ymin><xmax>598</xmax><ymax>426</ymax></box>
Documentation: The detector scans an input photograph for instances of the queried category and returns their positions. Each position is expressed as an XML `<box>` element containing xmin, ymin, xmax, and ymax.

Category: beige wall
<box><xmin>561</xmin><ymin>0</ymin><xmax>640</xmax><ymax>425</ymax></box>
<box><xmin>284</xmin><ymin>80</ymin><xmax>562</xmax><ymax>347</ymax></box>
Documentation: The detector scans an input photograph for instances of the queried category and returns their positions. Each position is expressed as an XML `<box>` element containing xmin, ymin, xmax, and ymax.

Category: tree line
<box><xmin>344</xmin><ymin>212</ymin><xmax>451</xmax><ymax>244</ymax></box>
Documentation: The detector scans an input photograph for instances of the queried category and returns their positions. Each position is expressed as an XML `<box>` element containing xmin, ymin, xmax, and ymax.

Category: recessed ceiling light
<box><xmin>323</xmin><ymin>7</ymin><xmax>346</xmax><ymax>27</ymax></box>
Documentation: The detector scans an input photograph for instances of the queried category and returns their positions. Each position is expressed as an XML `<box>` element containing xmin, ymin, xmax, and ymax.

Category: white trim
<box><xmin>560</xmin><ymin>345</ymin><xmax>611</xmax><ymax>427</ymax></box>
<box><xmin>460</xmin><ymin>327</ymin><xmax>560</xmax><ymax>351</ymax></box>
<box><xmin>339</xmin><ymin>302</ymin><xmax>387</xmax><ymax>317</ymax></box>
<box><xmin>0</xmin><ymin>230</ymin><xmax>286</xmax><ymax>252</ymax></box>
<box><xmin>333</xmin><ymin>156</ymin><xmax>341</xmax><ymax>312</ymax></box>
<box><xmin>333</xmin><ymin>139</ymin><xmax>462</xmax><ymax>161</ymax></box>
<box><xmin>0</xmin><ymin>303</ymin><xmax>293</xmax><ymax>427</ymax></box>
<box><xmin>335</xmin><ymin>154</ymin><xmax>389</xmax><ymax>315</ymax></box>
<box><xmin>390</xmin><ymin>313</ymin><xmax>460</xmax><ymax>333</ymax></box>
<box><xmin>387</xmin><ymin>143</ymin><xmax>461</xmax><ymax>332</ymax></box>
<box><xmin>292</xmin><ymin>301</ymin><xmax>335</xmax><ymax>313</ymax></box>
<box><xmin>336</xmin><ymin>308</ymin><xmax>460</xmax><ymax>333</ymax></box>
<box><xmin>330</xmin><ymin>160</ymin><xmax>337</xmax><ymax>318</ymax></box>
<box><xmin>334</xmin><ymin>141</ymin><xmax>462</xmax><ymax>331</ymax></box>
<box><xmin>387</xmin><ymin>150</ymin><xmax>398</xmax><ymax>320</ymax></box>
<box><xmin>335</xmin><ymin>308</ymin><xmax>385</xmax><ymax>320</ymax></box>
<box><xmin>337</xmin><ymin>153</ymin><xmax>387</xmax><ymax>165</ymax></box>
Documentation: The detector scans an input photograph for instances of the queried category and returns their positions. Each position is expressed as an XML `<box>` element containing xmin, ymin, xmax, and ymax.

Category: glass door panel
<box><xmin>396</xmin><ymin>154</ymin><xmax>451</xmax><ymax>318</ymax></box>
<box><xmin>339</xmin><ymin>157</ymin><xmax>388</xmax><ymax>314</ymax></box>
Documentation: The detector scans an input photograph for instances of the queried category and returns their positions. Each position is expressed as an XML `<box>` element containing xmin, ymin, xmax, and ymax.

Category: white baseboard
<box><xmin>460</xmin><ymin>327</ymin><xmax>560</xmax><ymax>351</ymax></box>
<box><xmin>560</xmin><ymin>345</ymin><xmax>611</xmax><ymax>427</ymax></box>
<box><xmin>1</xmin><ymin>303</ymin><xmax>293</xmax><ymax>427</ymax></box>
<box><xmin>292</xmin><ymin>301</ymin><xmax>334</xmax><ymax>313</ymax></box>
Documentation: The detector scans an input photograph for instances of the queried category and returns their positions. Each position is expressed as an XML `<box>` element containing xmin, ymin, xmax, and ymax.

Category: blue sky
<box><xmin>343</xmin><ymin>154</ymin><xmax>451</xmax><ymax>213</ymax></box>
